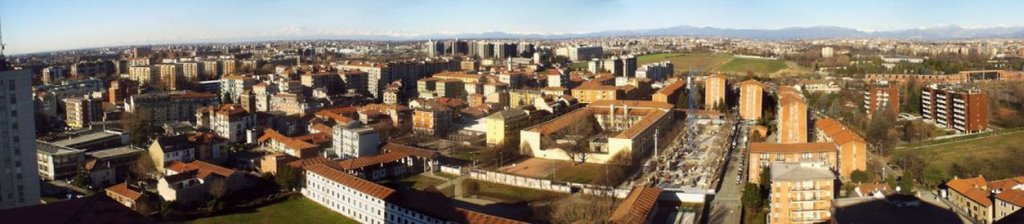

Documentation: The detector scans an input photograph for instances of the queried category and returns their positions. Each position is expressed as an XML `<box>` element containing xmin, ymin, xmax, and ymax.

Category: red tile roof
<box><xmin>166</xmin><ymin>160</ymin><xmax>236</xmax><ymax>179</ymax></box>
<box><xmin>258</xmin><ymin>128</ymin><xmax>318</xmax><ymax>150</ymax></box>
<box><xmin>610</xmin><ymin>187</ymin><xmax>662</xmax><ymax>224</ymax></box>
<box><xmin>333</xmin><ymin>151</ymin><xmax>411</xmax><ymax>171</ymax></box>
<box><xmin>382</xmin><ymin>143</ymin><xmax>437</xmax><ymax>158</ymax></box>
<box><xmin>997</xmin><ymin>188</ymin><xmax>1024</xmax><ymax>207</ymax></box>
<box><xmin>305</xmin><ymin>163</ymin><xmax>396</xmax><ymax>199</ymax></box>
<box><xmin>105</xmin><ymin>182</ymin><xmax>143</xmax><ymax>201</ymax></box>
<box><xmin>947</xmin><ymin>176</ymin><xmax>992</xmax><ymax>207</ymax></box>
<box><xmin>286</xmin><ymin>156</ymin><xmax>331</xmax><ymax>170</ymax></box>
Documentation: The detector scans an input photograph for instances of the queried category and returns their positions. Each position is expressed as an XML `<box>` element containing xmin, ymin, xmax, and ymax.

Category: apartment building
<box><xmin>332</xmin><ymin>124</ymin><xmax>381</xmax><ymax>159</ymax></box>
<box><xmin>739</xmin><ymin>79</ymin><xmax>764</xmax><ymax>121</ymax></box>
<box><xmin>747</xmin><ymin>143</ymin><xmax>837</xmax><ymax>184</ymax></box>
<box><xmin>769</xmin><ymin>162</ymin><xmax>836</xmax><ymax>224</ymax></box>
<box><xmin>814</xmin><ymin>118</ymin><xmax>867</xmax><ymax>179</ymax></box>
<box><xmin>864</xmin><ymin>84</ymin><xmax>900</xmax><ymax>117</ymax></box>
<box><xmin>705</xmin><ymin>74</ymin><xmax>727</xmax><ymax>110</ymax></box>
<box><xmin>63</xmin><ymin>96</ymin><xmax>104</xmax><ymax>129</ymax></box>
<box><xmin>0</xmin><ymin>69</ymin><xmax>42</xmax><ymax>209</ymax></box>
<box><xmin>126</xmin><ymin>91</ymin><xmax>219</xmax><ymax>123</ymax></box>
<box><xmin>485</xmin><ymin>109</ymin><xmax>533</xmax><ymax>146</ymax></box>
<box><xmin>412</xmin><ymin>106</ymin><xmax>453</xmax><ymax>137</ymax></box>
<box><xmin>196</xmin><ymin>104</ymin><xmax>255</xmax><ymax>143</ymax></box>
<box><xmin>778</xmin><ymin>86</ymin><xmax>809</xmax><ymax>144</ymax></box>
<box><xmin>921</xmin><ymin>85</ymin><xmax>988</xmax><ymax>133</ymax></box>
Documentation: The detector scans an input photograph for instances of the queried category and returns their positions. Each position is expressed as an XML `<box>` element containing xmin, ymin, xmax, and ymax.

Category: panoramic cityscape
<box><xmin>3</xmin><ymin>0</ymin><xmax>1024</xmax><ymax>223</ymax></box>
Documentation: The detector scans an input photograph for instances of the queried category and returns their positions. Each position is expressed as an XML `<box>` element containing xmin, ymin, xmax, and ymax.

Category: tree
<box><xmin>850</xmin><ymin>170</ymin><xmax>870</xmax><ymax>183</ymax></box>
<box><xmin>207</xmin><ymin>178</ymin><xmax>230</xmax><ymax>200</ymax></box>
<box><xmin>275</xmin><ymin>166</ymin><xmax>303</xmax><ymax>191</ymax></box>
<box><xmin>123</xmin><ymin>111</ymin><xmax>161</xmax><ymax>147</ymax></box>
<box><xmin>741</xmin><ymin>183</ymin><xmax>763</xmax><ymax>209</ymax></box>
<box><xmin>550</xmin><ymin>194</ymin><xmax>616</xmax><ymax>223</ymax></box>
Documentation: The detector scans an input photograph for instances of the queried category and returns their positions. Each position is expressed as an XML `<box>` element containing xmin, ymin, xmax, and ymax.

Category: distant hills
<box><xmin>308</xmin><ymin>25</ymin><xmax>1024</xmax><ymax>41</ymax></box>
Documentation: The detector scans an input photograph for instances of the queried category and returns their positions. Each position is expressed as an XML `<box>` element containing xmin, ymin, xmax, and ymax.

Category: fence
<box><xmin>438</xmin><ymin>165</ymin><xmax>632</xmax><ymax>198</ymax></box>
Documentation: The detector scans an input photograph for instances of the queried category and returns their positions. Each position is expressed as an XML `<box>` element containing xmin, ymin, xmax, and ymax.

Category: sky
<box><xmin>2</xmin><ymin>0</ymin><xmax>1024</xmax><ymax>54</ymax></box>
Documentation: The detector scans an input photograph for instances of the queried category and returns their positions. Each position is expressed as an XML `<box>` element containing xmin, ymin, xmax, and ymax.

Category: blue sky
<box><xmin>2</xmin><ymin>0</ymin><xmax>1023</xmax><ymax>54</ymax></box>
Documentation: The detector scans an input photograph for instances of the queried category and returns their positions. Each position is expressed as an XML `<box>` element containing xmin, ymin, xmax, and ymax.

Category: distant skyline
<box><xmin>4</xmin><ymin>0</ymin><xmax>1024</xmax><ymax>54</ymax></box>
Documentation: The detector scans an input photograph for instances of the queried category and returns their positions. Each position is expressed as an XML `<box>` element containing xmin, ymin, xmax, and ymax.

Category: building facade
<box><xmin>739</xmin><ymin>80</ymin><xmax>763</xmax><ymax>121</ymax></box>
<box><xmin>921</xmin><ymin>86</ymin><xmax>988</xmax><ymax>133</ymax></box>
<box><xmin>0</xmin><ymin>70</ymin><xmax>42</xmax><ymax>209</ymax></box>
<box><xmin>705</xmin><ymin>74</ymin><xmax>726</xmax><ymax>110</ymax></box>
<box><xmin>769</xmin><ymin>162</ymin><xmax>835</xmax><ymax>224</ymax></box>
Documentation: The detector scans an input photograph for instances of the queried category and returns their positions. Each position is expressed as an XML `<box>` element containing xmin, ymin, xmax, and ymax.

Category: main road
<box><xmin>707</xmin><ymin>121</ymin><xmax>746</xmax><ymax>224</ymax></box>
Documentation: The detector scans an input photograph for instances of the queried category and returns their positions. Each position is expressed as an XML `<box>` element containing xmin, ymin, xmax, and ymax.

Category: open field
<box><xmin>380</xmin><ymin>174</ymin><xmax>446</xmax><ymax>190</ymax></box>
<box><xmin>461</xmin><ymin>179</ymin><xmax>568</xmax><ymax>203</ymax></box>
<box><xmin>498</xmin><ymin>157</ymin><xmax>624</xmax><ymax>185</ymax></box>
<box><xmin>717</xmin><ymin>57</ymin><xmax>788</xmax><ymax>73</ymax></box>
<box><xmin>186</xmin><ymin>197</ymin><xmax>357</xmax><ymax>224</ymax></box>
<box><xmin>636</xmin><ymin>53</ymin><xmax>800</xmax><ymax>76</ymax></box>
<box><xmin>892</xmin><ymin>130</ymin><xmax>1024</xmax><ymax>184</ymax></box>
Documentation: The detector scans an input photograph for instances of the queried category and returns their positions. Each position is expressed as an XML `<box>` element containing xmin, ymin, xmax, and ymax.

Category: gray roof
<box><xmin>770</xmin><ymin>162</ymin><xmax>835</xmax><ymax>181</ymax></box>
<box><xmin>36</xmin><ymin>140</ymin><xmax>84</xmax><ymax>156</ymax></box>
<box><xmin>51</xmin><ymin>131</ymin><xmax>122</xmax><ymax>147</ymax></box>
<box><xmin>487</xmin><ymin>109</ymin><xmax>527</xmax><ymax>120</ymax></box>
<box><xmin>86</xmin><ymin>146</ymin><xmax>144</xmax><ymax>159</ymax></box>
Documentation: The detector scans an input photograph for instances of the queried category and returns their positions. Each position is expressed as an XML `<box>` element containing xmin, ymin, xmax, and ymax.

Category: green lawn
<box><xmin>893</xmin><ymin>130</ymin><xmax>1024</xmax><ymax>184</ymax></box>
<box><xmin>187</xmin><ymin>197</ymin><xmax>357</xmax><ymax>224</ymax></box>
<box><xmin>717</xmin><ymin>58</ymin><xmax>789</xmax><ymax>74</ymax></box>
<box><xmin>636</xmin><ymin>53</ymin><xmax>683</xmax><ymax>64</ymax></box>
<box><xmin>380</xmin><ymin>174</ymin><xmax>446</xmax><ymax>190</ymax></box>
<box><xmin>463</xmin><ymin>179</ymin><xmax>567</xmax><ymax>203</ymax></box>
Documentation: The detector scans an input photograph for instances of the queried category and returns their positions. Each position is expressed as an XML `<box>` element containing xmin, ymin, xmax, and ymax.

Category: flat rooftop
<box><xmin>52</xmin><ymin>130</ymin><xmax>122</xmax><ymax>147</ymax></box>
<box><xmin>86</xmin><ymin>146</ymin><xmax>144</xmax><ymax>159</ymax></box>
<box><xmin>833</xmin><ymin>196</ymin><xmax>962</xmax><ymax>224</ymax></box>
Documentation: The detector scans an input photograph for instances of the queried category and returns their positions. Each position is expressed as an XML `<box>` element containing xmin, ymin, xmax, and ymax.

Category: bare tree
<box><xmin>550</xmin><ymin>194</ymin><xmax>617</xmax><ymax>224</ymax></box>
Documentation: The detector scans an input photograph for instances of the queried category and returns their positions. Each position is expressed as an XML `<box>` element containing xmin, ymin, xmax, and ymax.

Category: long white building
<box><xmin>302</xmin><ymin>163</ymin><xmax>525</xmax><ymax>224</ymax></box>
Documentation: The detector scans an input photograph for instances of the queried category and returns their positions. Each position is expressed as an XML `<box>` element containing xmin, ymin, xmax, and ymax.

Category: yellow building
<box><xmin>769</xmin><ymin>162</ymin><xmax>835</xmax><ymax>224</ymax></box>
<box><xmin>63</xmin><ymin>97</ymin><xmax>103</xmax><ymax>129</ymax></box>
<box><xmin>814</xmin><ymin>118</ymin><xmax>867</xmax><ymax>179</ymax></box>
<box><xmin>485</xmin><ymin>109</ymin><xmax>531</xmax><ymax>146</ymax></box>
<box><xmin>778</xmin><ymin>86</ymin><xmax>808</xmax><ymax>144</ymax></box>
<box><xmin>739</xmin><ymin>79</ymin><xmax>763</xmax><ymax>120</ymax></box>
<box><xmin>704</xmin><ymin>74</ymin><xmax>726</xmax><ymax>110</ymax></box>
<box><xmin>519</xmin><ymin>100</ymin><xmax>673</xmax><ymax>164</ymax></box>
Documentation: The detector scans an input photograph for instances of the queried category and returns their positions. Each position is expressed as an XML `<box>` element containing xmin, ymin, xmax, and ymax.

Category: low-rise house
<box><xmin>105</xmin><ymin>182</ymin><xmax>155</xmax><ymax>213</ymax></box>
<box><xmin>946</xmin><ymin>176</ymin><xmax>1024</xmax><ymax>223</ymax></box>
<box><xmin>85</xmin><ymin>146</ymin><xmax>144</xmax><ymax>187</ymax></box>
<box><xmin>157</xmin><ymin>160</ymin><xmax>247</xmax><ymax>202</ymax></box>
<box><xmin>257</xmin><ymin>128</ymin><xmax>329</xmax><ymax>158</ymax></box>
<box><xmin>146</xmin><ymin>132</ymin><xmax>228</xmax><ymax>173</ymax></box>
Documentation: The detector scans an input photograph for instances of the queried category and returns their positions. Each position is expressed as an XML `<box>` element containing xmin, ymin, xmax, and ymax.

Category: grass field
<box><xmin>499</xmin><ymin>157</ymin><xmax>624</xmax><ymax>185</ymax></box>
<box><xmin>463</xmin><ymin>179</ymin><xmax>568</xmax><ymax>203</ymax></box>
<box><xmin>892</xmin><ymin>130</ymin><xmax>1024</xmax><ymax>184</ymax></box>
<box><xmin>635</xmin><ymin>53</ymin><xmax>792</xmax><ymax>75</ymax></box>
<box><xmin>717</xmin><ymin>58</ymin><xmax>788</xmax><ymax>73</ymax></box>
<box><xmin>380</xmin><ymin>174</ymin><xmax>446</xmax><ymax>190</ymax></box>
<box><xmin>186</xmin><ymin>197</ymin><xmax>357</xmax><ymax>224</ymax></box>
